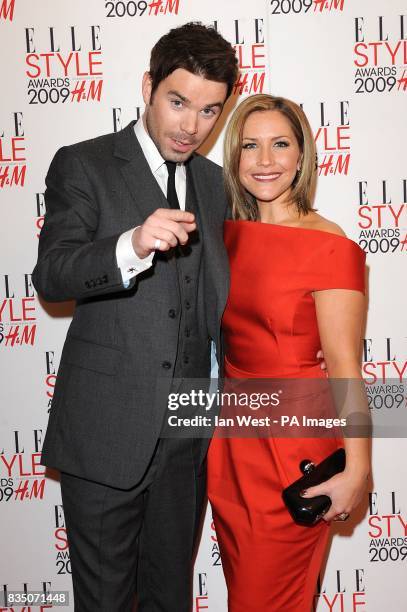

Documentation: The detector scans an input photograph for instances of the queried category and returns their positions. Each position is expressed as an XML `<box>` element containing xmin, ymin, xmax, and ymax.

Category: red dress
<box><xmin>207</xmin><ymin>220</ymin><xmax>366</xmax><ymax>612</ymax></box>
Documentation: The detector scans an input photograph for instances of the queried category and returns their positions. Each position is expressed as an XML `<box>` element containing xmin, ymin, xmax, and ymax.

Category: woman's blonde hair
<box><xmin>223</xmin><ymin>94</ymin><xmax>317</xmax><ymax>220</ymax></box>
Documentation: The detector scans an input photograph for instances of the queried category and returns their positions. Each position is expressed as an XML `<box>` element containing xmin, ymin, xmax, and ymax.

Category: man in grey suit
<box><xmin>32</xmin><ymin>22</ymin><xmax>238</xmax><ymax>612</ymax></box>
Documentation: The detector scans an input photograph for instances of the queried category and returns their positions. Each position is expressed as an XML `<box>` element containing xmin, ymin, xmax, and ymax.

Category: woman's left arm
<box><xmin>301</xmin><ymin>288</ymin><xmax>371</xmax><ymax>522</ymax></box>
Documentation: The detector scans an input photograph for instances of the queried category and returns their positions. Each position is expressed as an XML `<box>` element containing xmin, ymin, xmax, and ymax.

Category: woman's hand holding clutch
<box><xmin>300</xmin><ymin>464</ymin><xmax>369</xmax><ymax>523</ymax></box>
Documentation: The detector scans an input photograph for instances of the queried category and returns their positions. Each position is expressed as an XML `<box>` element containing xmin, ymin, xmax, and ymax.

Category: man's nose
<box><xmin>181</xmin><ymin>112</ymin><xmax>198</xmax><ymax>136</ymax></box>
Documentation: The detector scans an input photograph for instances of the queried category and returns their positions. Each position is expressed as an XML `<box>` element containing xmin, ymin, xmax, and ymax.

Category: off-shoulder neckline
<box><xmin>224</xmin><ymin>219</ymin><xmax>363</xmax><ymax>250</ymax></box>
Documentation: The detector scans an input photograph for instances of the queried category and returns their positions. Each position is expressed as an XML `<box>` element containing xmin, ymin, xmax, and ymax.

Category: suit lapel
<box><xmin>113</xmin><ymin>120</ymin><xmax>169</xmax><ymax>221</ymax></box>
<box><xmin>188</xmin><ymin>157</ymin><xmax>229</xmax><ymax>322</ymax></box>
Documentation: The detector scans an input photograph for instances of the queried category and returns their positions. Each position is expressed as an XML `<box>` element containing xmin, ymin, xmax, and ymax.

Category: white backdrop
<box><xmin>1</xmin><ymin>0</ymin><xmax>406</xmax><ymax>610</ymax></box>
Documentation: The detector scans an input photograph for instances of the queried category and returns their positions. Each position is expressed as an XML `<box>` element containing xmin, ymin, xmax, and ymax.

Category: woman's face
<box><xmin>238</xmin><ymin>110</ymin><xmax>302</xmax><ymax>208</ymax></box>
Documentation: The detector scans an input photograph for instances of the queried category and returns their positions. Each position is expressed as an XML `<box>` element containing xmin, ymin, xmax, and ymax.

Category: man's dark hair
<box><xmin>149</xmin><ymin>22</ymin><xmax>238</xmax><ymax>99</ymax></box>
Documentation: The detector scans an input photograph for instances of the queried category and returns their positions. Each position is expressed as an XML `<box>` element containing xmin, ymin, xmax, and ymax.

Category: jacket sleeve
<box><xmin>32</xmin><ymin>146</ymin><xmax>136</xmax><ymax>302</ymax></box>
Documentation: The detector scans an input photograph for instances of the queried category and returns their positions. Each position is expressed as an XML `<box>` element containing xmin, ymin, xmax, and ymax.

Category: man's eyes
<box><xmin>170</xmin><ymin>100</ymin><xmax>217</xmax><ymax>117</ymax></box>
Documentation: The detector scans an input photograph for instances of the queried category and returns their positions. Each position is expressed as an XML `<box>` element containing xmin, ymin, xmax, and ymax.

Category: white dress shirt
<box><xmin>116</xmin><ymin>117</ymin><xmax>187</xmax><ymax>285</ymax></box>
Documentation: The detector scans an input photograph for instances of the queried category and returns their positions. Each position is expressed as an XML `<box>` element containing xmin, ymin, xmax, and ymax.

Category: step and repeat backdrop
<box><xmin>1</xmin><ymin>0</ymin><xmax>406</xmax><ymax>610</ymax></box>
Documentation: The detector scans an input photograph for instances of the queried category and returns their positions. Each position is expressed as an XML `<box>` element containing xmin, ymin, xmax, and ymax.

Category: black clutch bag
<box><xmin>282</xmin><ymin>447</ymin><xmax>346</xmax><ymax>526</ymax></box>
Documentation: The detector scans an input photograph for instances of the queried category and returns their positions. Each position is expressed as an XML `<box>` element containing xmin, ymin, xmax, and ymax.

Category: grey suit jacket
<box><xmin>32</xmin><ymin>120</ymin><xmax>229</xmax><ymax>488</ymax></box>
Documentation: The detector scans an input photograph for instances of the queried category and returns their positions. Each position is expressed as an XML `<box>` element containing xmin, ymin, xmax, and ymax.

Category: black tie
<box><xmin>165</xmin><ymin>161</ymin><xmax>180</xmax><ymax>209</ymax></box>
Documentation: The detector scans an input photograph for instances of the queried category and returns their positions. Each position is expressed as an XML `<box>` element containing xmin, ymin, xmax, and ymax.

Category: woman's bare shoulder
<box><xmin>302</xmin><ymin>212</ymin><xmax>347</xmax><ymax>237</ymax></box>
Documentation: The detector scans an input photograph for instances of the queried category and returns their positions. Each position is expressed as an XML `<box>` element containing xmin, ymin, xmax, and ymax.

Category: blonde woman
<box><xmin>207</xmin><ymin>95</ymin><xmax>370</xmax><ymax>611</ymax></box>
